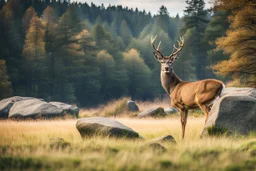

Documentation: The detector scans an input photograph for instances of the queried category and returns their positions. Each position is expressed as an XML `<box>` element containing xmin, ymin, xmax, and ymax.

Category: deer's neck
<box><xmin>161</xmin><ymin>70</ymin><xmax>182</xmax><ymax>95</ymax></box>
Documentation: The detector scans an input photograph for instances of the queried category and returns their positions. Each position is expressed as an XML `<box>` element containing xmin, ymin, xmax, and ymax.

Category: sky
<box><xmin>73</xmin><ymin>0</ymin><xmax>212</xmax><ymax>17</ymax></box>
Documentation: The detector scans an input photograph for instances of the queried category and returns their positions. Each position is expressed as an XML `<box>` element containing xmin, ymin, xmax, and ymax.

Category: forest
<box><xmin>0</xmin><ymin>0</ymin><xmax>255</xmax><ymax>107</ymax></box>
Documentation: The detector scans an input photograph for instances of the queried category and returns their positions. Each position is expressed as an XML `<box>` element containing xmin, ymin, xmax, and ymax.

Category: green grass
<box><xmin>0</xmin><ymin>118</ymin><xmax>255</xmax><ymax>171</ymax></box>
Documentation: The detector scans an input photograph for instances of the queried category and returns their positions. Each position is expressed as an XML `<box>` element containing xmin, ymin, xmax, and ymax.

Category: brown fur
<box><xmin>152</xmin><ymin>37</ymin><xmax>224</xmax><ymax>139</ymax></box>
<box><xmin>162</xmin><ymin>70</ymin><xmax>224</xmax><ymax>139</ymax></box>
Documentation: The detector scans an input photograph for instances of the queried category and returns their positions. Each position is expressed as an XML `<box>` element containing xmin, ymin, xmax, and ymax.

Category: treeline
<box><xmin>0</xmin><ymin>0</ymin><xmax>255</xmax><ymax>106</ymax></box>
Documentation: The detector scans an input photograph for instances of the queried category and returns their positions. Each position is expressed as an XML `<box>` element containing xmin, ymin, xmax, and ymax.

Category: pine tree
<box><xmin>123</xmin><ymin>49</ymin><xmax>153</xmax><ymax>100</ymax></box>
<box><xmin>41</xmin><ymin>6</ymin><xmax>58</xmax><ymax>100</ymax></box>
<box><xmin>120</xmin><ymin>20</ymin><xmax>133</xmax><ymax>45</ymax></box>
<box><xmin>155</xmin><ymin>5</ymin><xmax>170</xmax><ymax>36</ymax></box>
<box><xmin>203</xmin><ymin>10</ymin><xmax>229</xmax><ymax>78</ymax></box>
<box><xmin>0</xmin><ymin>60</ymin><xmax>12</xmax><ymax>99</ymax></box>
<box><xmin>23</xmin><ymin>6</ymin><xmax>36</xmax><ymax>33</ymax></box>
<box><xmin>181</xmin><ymin>0</ymin><xmax>210</xmax><ymax>79</ymax></box>
<box><xmin>22</xmin><ymin>15</ymin><xmax>46</xmax><ymax>97</ymax></box>
<box><xmin>52</xmin><ymin>6</ymin><xmax>83</xmax><ymax>102</ymax></box>
<box><xmin>74</xmin><ymin>29</ymin><xmax>101</xmax><ymax>106</ymax></box>
<box><xmin>96</xmin><ymin>50</ymin><xmax>116</xmax><ymax>102</ymax></box>
<box><xmin>0</xmin><ymin>1</ymin><xmax>24</xmax><ymax>95</ymax></box>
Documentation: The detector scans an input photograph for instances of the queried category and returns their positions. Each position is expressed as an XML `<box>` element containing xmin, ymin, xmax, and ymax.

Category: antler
<box><xmin>151</xmin><ymin>36</ymin><xmax>164</xmax><ymax>60</ymax></box>
<box><xmin>168</xmin><ymin>37</ymin><xmax>184</xmax><ymax>60</ymax></box>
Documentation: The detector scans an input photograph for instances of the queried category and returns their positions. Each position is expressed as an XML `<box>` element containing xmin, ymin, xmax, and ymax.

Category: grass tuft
<box><xmin>207</xmin><ymin>125</ymin><xmax>230</xmax><ymax>136</ymax></box>
<box><xmin>80</xmin><ymin>97</ymin><xmax>139</xmax><ymax>117</ymax></box>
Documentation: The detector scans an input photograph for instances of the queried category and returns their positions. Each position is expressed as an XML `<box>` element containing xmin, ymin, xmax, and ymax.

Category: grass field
<box><xmin>1</xmin><ymin>116</ymin><xmax>256</xmax><ymax>171</ymax></box>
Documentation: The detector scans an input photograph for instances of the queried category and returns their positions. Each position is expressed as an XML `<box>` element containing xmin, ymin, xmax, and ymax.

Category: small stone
<box><xmin>150</xmin><ymin>135</ymin><xmax>176</xmax><ymax>144</ymax></box>
<box><xmin>126</xmin><ymin>100</ymin><xmax>139</xmax><ymax>111</ymax></box>
<box><xmin>137</xmin><ymin>107</ymin><xmax>167</xmax><ymax>118</ymax></box>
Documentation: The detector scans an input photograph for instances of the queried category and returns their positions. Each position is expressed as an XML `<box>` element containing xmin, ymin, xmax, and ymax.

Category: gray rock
<box><xmin>0</xmin><ymin>96</ymin><xmax>36</xmax><ymax>118</ymax></box>
<box><xmin>126</xmin><ymin>100</ymin><xmax>139</xmax><ymax>111</ymax></box>
<box><xmin>76</xmin><ymin>117</ymin><xmax>140</xmax><ymax>139</ymax></box>
<box><xmin>201</xmin><ymin>87</ymin><xmax>256</xmax><ymax>137</ymax></box>
<box><xmin>142</xmin><ymin>143</ymin><xmax>167</xmax><ymax>153</ymax></box>
<box><xmin>164</xmin><ymin>107</ymin><xmax>179</xmax><ymax>115</ymax></box>
<box><xmin>9</xmin><ymin>99</ymin><xmax>63</xmax><ymax>118</ymax></box>
<box><xmin>137</xmin><ymin>107</ymin><xmax>167</xmax><ymax>118</ymax></box>
<box><xmin>49</xmin><ymin>102</ymin><xmax>79</xmax><ymax>117</ymax></box>
<box><xmin>150</xmin><ymin>135</ymin><xmax>176</xmax><ymax>144</ymax></box>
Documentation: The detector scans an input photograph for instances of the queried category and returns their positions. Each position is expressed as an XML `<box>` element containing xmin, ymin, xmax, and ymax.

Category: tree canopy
<box><xmin>0</xmin><ymin>0</ymin><xmax>255</xmax><ymax>106</ymax></box>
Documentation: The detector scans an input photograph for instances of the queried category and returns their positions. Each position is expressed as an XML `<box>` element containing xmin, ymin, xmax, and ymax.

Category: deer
<box><xmin>151</xmin><ymin>36</ymin><xmax>225</xmax><ymax>139</ymax></box>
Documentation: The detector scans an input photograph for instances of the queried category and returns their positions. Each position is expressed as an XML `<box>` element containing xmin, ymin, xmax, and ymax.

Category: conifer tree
<box><xmin>96</xmin><ymin>50</ymin><xmax>116</xmax><ymax>102</ymax></box>
<box><xmin>22</xmin><ymin>15</ymin><xmax>46</xmax><ymax>97</ymax></box>
<box><xmin>41</xmin><ymin>6</ymin><xmax>58</xmax><ymax>99</ymax></box>
<box><xmin>181</xmin><ymin>0</ymin><xmax>209</xmax><ymax>79</ymax></box>
<box><xmin>203</xmin><ymin>10</ymin><xmax>229</xmax><ymax>78</ymax></box>
<box><xmin>23</xmin><ymin>6</ymin><xmax>36</xmax><ymax>33</ymax></box>
<box><xmin>73</xmin><ymin>29</ymin><xmax>101</xmax><ymax>106</ymax></box>
<box><xmin>0</xmin><ymin>60</ymin><xmax>12</xmax><ymax>99</ymax></box>
<box><xmin>120</xmin><ymin>20</ymin><xmax>133</xmax><ymax>45</ymax></box>
<box><xmin>52</xmin><ymin>7</ymin><xmax>83</xmax><ymax>102</ymax></box>
<box><xmin>123</xmin><ymin>49</ymin><xmax>153</xmax><ymax>100</ymax></box>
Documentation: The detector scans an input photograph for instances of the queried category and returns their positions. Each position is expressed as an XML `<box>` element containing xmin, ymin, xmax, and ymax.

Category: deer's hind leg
<box><xmin>197</xmin><ymin>103</ymin><xmax>211</xmax><ymax>123</ymax></box>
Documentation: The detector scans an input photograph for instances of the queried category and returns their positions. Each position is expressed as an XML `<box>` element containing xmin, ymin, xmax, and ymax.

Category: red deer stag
<box><xmin>151</xmin><ymin>36</ymin><xmax>225</xmax><ymax>139</ymax></box>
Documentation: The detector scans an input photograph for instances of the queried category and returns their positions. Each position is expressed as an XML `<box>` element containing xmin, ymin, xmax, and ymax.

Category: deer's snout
<box><xmin>165</xmin><ymin>66</ymin><xmax>169</xmax><ymax>71</ymax></box>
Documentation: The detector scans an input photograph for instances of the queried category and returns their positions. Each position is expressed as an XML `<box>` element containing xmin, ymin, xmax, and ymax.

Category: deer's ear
<box><xmin>153</xmin><ymin>52</ymin><xmax>163</xmax><ymax>61</ymax></box>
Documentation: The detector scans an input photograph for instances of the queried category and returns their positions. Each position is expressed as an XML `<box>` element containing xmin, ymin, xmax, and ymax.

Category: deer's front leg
<box><xmin>180</xmin><ymin>109</ymin><xmax>188</xmax><ymax>139</ymax></box>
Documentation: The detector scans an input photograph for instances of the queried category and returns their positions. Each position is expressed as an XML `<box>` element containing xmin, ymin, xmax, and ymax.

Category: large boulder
<box><xmin>126</xmin><ymin>100</ymin><xmax>139</xmax><ymax>111</ymax></box>
<box><xmin>76</xmin><ymin>117</ymin><xmax>140</xmax><ymax>139</ymax></box>
<box><xmin>137</xmin><ymin>107</ymin><xmax>167</xmax><ymax>118</ymax></box>
<box><xmin>49</xmin><ymin>102</ymin><xmax>79</xmax><ymax>117</ymax></box>
<box><xmin>201</xmin><ymin>87</ymin><xmax>256</xmax><ymax>137</ymax></box>
<box><xmin>0</xmin><ymin>96</ymin><xmax>35</xmax><ymax>118</ymax></box>
<box><xmin>9</xmin><ymin>99</ymin><xmax>63</xmax><ymax>118</ymax></box>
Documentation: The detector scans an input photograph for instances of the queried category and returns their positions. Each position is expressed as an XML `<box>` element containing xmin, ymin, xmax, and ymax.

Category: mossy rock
<box><xmin>141</xmin><ymin>142</ymin><xmax>167</xmax><ymax>153</ymax></box>
<box><xmin>201</xmin><ymin>87</ymin><xmax>256</xmax><ymax>137</ymax></box>
<box><xmin>76</xmin><ymin>117</ymin><xmax>140</xmax><ymax>139</ymax></box>
<box><xmin>206</xmin><ymin>126</ymin><xmax>230</xmax><ymax>137</ymax></box>
<box><xmin>137</xmin><ymin>107</ymin><xmax>167</xmax><ymax>118</ymax></box>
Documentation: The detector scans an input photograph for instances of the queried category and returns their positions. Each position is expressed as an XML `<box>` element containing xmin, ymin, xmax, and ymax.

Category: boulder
<box><xmin>149</xmin><ymin>135</ymin><xmax>176</xmax><ymax>144</ymax></box>
<box><xmin>137</xmin><ymin>107</ymin><xmax>167</xmax><ymax>118</ymax></box>
<box><xmin>201</xmin><ymin>87</ymin><xmax>256</xmax><ymax>137</ymax></box>
<box><xmin>76</xmin><ymin>117</ymin><xmax>140</xmax><ymax>139</ymax></box>
<box><xmin>0</xmin><ymin>96</ymin><xmax>35</xmax><ymax>118</ymax></box>
<box><xmin>164</xmin><ymin>107</ymin><xmax>179</xmax><ymax>115</ymax></box>
<box><xmin>126</xmin><ymin>100</ymin><xmax>139</xmax><ymax>111</ymax></box>
<box><xmin>49</xmin><ymin>102</ymin><xmax>79</xmax><ymax>117</ymax></box>
<box><xmin>9</xmin><ymin>99</ymin><xmax>63</xmax><ymax>118</ymax></box>
<box><xmin>141</xmin><ymin>143</ymin><xmax>167</xmax><ymax>153</ymax></box>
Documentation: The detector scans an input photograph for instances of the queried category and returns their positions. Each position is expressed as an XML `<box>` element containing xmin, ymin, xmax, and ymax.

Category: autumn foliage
<box><xmin>213</xmin><ymin>0</ymin><xmax>256</xmax><ymax>87</ymax></box>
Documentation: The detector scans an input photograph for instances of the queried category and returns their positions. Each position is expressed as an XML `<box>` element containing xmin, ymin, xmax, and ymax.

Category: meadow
<box><xmin>0</xmin><ymin>100</ymin><xmax>256</xmax><ymax>171</ymax></box>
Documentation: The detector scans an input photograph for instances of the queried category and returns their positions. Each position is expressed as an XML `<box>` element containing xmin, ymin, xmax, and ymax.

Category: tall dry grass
<box><xmin>0</xmin><ymin>117</ymin><xmax>255</xmax><ymax>171</ymax></box>
<box><xmin>0</xmin><ymin>98</ymin><xmax>256</xmax><ymax>170</ymax></box>
<box><xmin>79</xmin><ymin>97</ymin><xmax>173</xmax><ymax>118</ymax></box>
